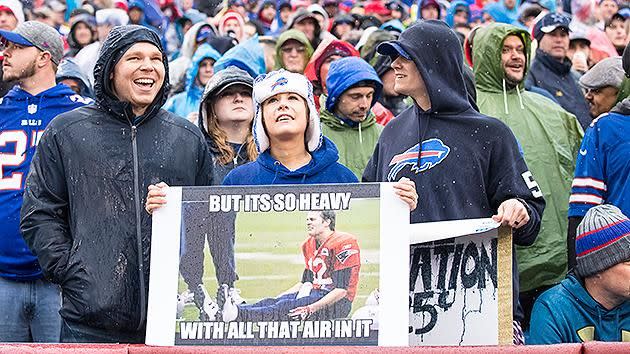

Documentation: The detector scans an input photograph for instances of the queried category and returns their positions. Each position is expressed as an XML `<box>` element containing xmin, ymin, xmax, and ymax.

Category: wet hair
<box><xmin>206</xmin><ymin>85</ymin><xmax>258</xmax><ymax>165</ymax></box>
<box><xmin>320</xmin><ymin>210</ymin><xmax>337</xmax><ymax>230</ymax></box>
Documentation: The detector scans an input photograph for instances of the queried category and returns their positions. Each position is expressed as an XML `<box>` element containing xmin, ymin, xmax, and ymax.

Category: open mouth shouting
<box><xmin>506</xmin><ymin>62</ymin><xmax>523</xmax><ymax>70</ymax></box>
<box><xmin>133</xmin><ymin>78</ymin><xmax>156</xmax><ymax>90</ymax></box>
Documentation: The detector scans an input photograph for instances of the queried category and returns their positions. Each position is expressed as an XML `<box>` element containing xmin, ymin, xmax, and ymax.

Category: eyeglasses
<box><xmin>585</xmin><ymin>87</ymin><xmax>603</xmax><ymax>96</ymax></box>
<box><xmin>281</xmin><ymin>46</ymin><xmax>306</xmax><ymax>54</ymax></box>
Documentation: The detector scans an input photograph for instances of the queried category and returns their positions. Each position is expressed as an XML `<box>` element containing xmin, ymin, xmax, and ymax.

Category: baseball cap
<box><xmin>33</xmin><ymin>6</ymin><xmax>54</xmax><ymax>19</ymax></box>
<box><xmin>605</xmin><ymin>12</ymin><xmax>626</xmax><ymax>27</ymax></box>
<box><xmin>196</xmin><ymin>25</ymin><xmax>213</xmax><ymax>43</ymax></box>
<box><xmin>364</xmin><ymin>1</ymin><xmax>392</xmax><ymax>16</ymax></box>
<box><xmin>579</xmin><ymin>57</ymin><xmax>624</xmax><ymax>90</ymax></box>
<box><xmin>532</xmin><ymin>13</ymin><xmax>570</xmax><ymax>41</ymax></box>
<box><xmin>376</xmin><ymin>40</ymin><xmax>411</xmax><ymax>60</ymax></box>
<box><xmin>48</xmin><ymin>0</ymin><xmax>66</xmax><ymax>13</ymax></box>
<box><xmin>569</xmin><ymin>31</ymin><xmax>591</xmax><ymax>46</ymax></box>
<box><xmin>0</xmin><ymin>21</ymin><xmax>63</xmax><ymax>65</ymax></box>
<box><xmin>228</xmin><ymin>0</ymin><xmax>246</xmax><ymax>7</ymax></box>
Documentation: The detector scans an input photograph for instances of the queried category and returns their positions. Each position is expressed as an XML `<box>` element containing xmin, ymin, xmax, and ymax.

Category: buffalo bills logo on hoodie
<box><xmin>387</xmin><ymin>138</ymin><xmax>450</xmax><ymax>181</ymax></box>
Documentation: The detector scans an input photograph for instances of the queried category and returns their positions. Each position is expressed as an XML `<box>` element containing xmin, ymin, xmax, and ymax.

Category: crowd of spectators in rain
<box><xmin>0</xmin><ymin>0</ymin><xmax>628</xmax><ymax>346</ymax></box>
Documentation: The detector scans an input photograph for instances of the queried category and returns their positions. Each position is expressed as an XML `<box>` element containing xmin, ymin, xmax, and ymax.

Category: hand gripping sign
<box><xmin>409</xmin><ymin>219</ymin><xmax>513</xmax><ymax>346</ymax></box>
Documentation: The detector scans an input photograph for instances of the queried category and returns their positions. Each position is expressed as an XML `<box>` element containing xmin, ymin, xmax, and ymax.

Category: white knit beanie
<box><xmin>252</xmin><ymin>69</ymin><xmax>322</xmax><ymax>153</ymax></box>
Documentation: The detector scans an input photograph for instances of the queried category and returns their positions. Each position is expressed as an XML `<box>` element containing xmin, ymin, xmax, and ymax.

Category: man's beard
<box><xmin>504</xmin><ymin>70</ymin><xmax>523</xmax><ymax>90</ymax></box>
<box><xmin>3</xmin><ymin>60</ymin><xmax>37</xmax><ymax>83</ymax></box>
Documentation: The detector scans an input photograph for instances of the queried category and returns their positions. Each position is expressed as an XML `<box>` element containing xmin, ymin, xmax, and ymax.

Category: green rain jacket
<box><xmin>473</xmin><ymin>24</ymin><xmax>584</xmax><ymax>292</ymax></box>
<box><xmin>274</xmin><ymin>29</ymin><xmax>314</xmax><ymax>71</ymax></box>
<box><xmin>320</xmin><ymin>95</ymin><xmax>382</xmax><ymax>179</ymax></box>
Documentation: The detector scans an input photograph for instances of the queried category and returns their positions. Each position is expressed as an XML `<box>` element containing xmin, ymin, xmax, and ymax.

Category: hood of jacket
<box><xmin>473</xmin><ymin>23</ymin><xmax>531</xmax><ymax>94</ymax></box>
<box><xmin>274</xmin><ymin>29</ymin><xmax>314</xmax><ymax>70</ymax></box>
<box><xmin>185</xmin><ymin>43</ymin><xmax>222</xmax><ymax>92</ymax></box>
<box><xmin>256</xmin><ymin>135</ymin><xmax>342</xmax><ymax>182</ymax></box>
<box><xmin>360</xmin><ymin>29</ymin><xmax>397</xmax><ymax>63</ymax></box>
<box><xmin>286</xmin><ymin>8</ymin><xmax>322</xmax><ymax>38</ymax></box>
<box><xmin>445</xmin><ymin>1</ymin><xmax>469</xmax><ymax>27</ymax></box>
<box><xmin>56</xmin><ymin>58</ymin><xmax>94</xmax><ymax>98</ymax></box>
<box><xmin>482</xmin><ymin>2</ymin><xmax>513</xmax><ymax>24</ymax></box>
<box><xmin>93</xmin><ymin>25</ymin><xmax>169</xmax><ymax>124</ymax></box>
<box><xmin>180</xmin><ymin>22</ymin><xmax>213</xmax><ymax>60</ymax></box>
<box><xmin>483</xmin><ymin>0</ymin><xmax>520</xmax><ymax>24</ymax></box>
<box><xmin>614</xmin><ymin>77</ymin><xmax>630</xmax><ymax>106</ymax></box>
<box><xmin>562</xmin><ymin>274</ymin><xmax>629</xmax><ymax>323</ymax></box>
<box><xmin>256</xmin><ymin>0</ymin><xmax>276</xmax><ymax>26</ymax></box>
<box><xmin>0</xmin><ymin>0</ymin><xmax>24</xmax><ymax>25</ymax></box>
<box><xmin>305</xmin><ymin>39</ymin><xmax>360</xmax><ymax>84</ymax></box>
<box><xmin>417</xmin><ymin>0</ymin><xmax>441</xmax><ymax>20</ymax></box>
<box><xmin>378</xmin><ymin>20</ymin><xmax>472</xmax><ymax>115</ymax></box>
<box><xmin>380</xmin><ymin>19</ymin><xmax>405</xmax><ymax>33</ymax></box>
<box><xmin>128</xmin><ymin>0</ymin><xmax>167</xmax><ymax>31</ymax></box>
<box><xmin>198</xmin><ymin>65</ymin><xmax>253</xmax><ymax>143</ymax></box>
<box><xmin>214</xmin><ymin>35</ymin><xmax>266</xmax><ymax>78</ymax></box>
<box><xmin>331</xmin><ymin>14</ymin><xmax>355</xmax><ymax>34</ymax></box>
<box><xmin>325</xmin><ymin>56</ymin><xmax>383</xmax><ymax>113</ymax></box>
<box><xmin>3</xmin><ymin>83</ymin><xmax>81</xmax><ymax>103</ymax></box>
<box><xmin>612</xmin><ymin>96</ymin><xmax>630</xmax><ymax>115</ymax></box>
<box><xmin>320</xmin><ymin>94</ymin><xmax>378</xmax><ymax>130</ymax></box>
<box><xmin>68</xmin><ymin>14</ymin><xmax>97</xmax><ymax>51</ymax></box>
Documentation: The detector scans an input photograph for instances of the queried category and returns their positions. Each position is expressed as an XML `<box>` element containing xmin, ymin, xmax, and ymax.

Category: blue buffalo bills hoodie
<box><xmin>223</xmin><ymin>136</ymin><xmax>358</xmax><ymax>185</ymax></box>
<box><xmin>364</xmin><ymin>20</ymin><xmax>546</xmax><ymax>321</ymax></box>
<box><xmin>529</xmin><ymin>274</ymin><xmax>630</xmax><ymax>344</ymax></box>
<box><xmin>0</xmin><ymin>84</ymin><xmax>92</xmax><ymax>281</ymax></box>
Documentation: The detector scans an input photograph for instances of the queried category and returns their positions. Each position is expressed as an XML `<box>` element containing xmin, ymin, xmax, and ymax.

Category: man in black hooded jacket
<box><xmin>20</xmin><ymin>25</ymin><xmax>213</xmax><ymax>343</ymax></box>
<box><xmin>363</xmin><ymin>20</ymin><xmax>546</xmax><ymax>343</ymax></box>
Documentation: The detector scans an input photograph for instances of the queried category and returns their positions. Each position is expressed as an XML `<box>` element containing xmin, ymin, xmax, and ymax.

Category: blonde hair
<box><xmin>206</xmin><ymin>107</ymin><xmax>257</xmax><ymax>165</ymax></box>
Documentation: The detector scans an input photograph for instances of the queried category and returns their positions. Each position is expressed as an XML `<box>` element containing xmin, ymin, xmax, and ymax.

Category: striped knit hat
<box><xmin>575</xmin><ymin>204</ymin><xmax>630</xmax><ymax>278</ymax></box>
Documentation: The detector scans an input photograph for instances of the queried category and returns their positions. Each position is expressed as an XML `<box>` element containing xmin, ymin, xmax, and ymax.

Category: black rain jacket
<box><xmin>20</xmin><ymin>25</ymin><xmax>213</xmax><ymax>337</ymax></box>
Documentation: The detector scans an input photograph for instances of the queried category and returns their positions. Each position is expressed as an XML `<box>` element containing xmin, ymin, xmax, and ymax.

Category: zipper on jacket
<box><xmin>131</xmin><ymin>125</ymin><xmax>147</xmax><ymax>331</ymax></box>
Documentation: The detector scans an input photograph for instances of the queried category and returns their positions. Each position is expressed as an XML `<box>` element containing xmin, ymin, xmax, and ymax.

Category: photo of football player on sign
<box><xmin>175</xmin><ymin>197</ymin><xmax>380</xmax><ymax>327</ymax></box>
<box><xmin>216</xmin><ymin>210</ymin><xmax>362</xmax><ymax>322</ymax></box>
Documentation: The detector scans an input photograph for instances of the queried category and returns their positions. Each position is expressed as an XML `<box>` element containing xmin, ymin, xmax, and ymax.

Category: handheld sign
<box><xmin>146</xmin><ymin>183</ymin><xmax>409</xmax><ymax>346</ymax></box>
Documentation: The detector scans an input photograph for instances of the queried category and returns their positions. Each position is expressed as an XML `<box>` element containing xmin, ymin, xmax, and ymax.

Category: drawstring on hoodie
<box><xmin>502</xmin><ymin>78</ymin><xmax>525</xmax><ymax>114</ymax></box>
<box><xmin>271</xmin><ymin>160</ymin><xmax>281</xmax><ymax>185</ymax></box>
<box><xmin>502</xmin><ymin>78</ymin><xmax>509</xmax><ymax>115</ymax></box>
<box><xmin>516</xmin><ymin>85</ymin><xmax>525</xmax><ymax>110</ymax></box>
<box><xmin>358</xmin><ymin>122</ymin><xmax>363</xmax><ymax>144</ymax></box>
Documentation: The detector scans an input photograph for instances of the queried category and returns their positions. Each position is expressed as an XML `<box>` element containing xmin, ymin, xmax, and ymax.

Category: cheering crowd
<box><xmin>0</xmin><ymin>0</ymin><xmax>628</xmax><ymax>346</ymax></box>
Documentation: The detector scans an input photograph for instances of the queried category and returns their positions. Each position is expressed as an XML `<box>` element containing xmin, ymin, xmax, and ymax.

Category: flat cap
<box><xmin>579</xmin><ymin>56</ymin><xmax>624</xmax><ymax>90</ymax></box>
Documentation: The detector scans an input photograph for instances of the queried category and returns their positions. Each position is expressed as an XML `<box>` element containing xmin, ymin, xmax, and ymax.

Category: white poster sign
<box><xmin>146</xmin><ymin>183</ymin><xmax>409</xmax><ymax>346</ymax></box>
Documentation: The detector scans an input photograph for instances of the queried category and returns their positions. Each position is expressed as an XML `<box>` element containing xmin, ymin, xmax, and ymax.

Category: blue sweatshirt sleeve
<box><xmin>568</xmin><ymin>122</ymin><xmax>605</xmax><ymax>217</ymax></box>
